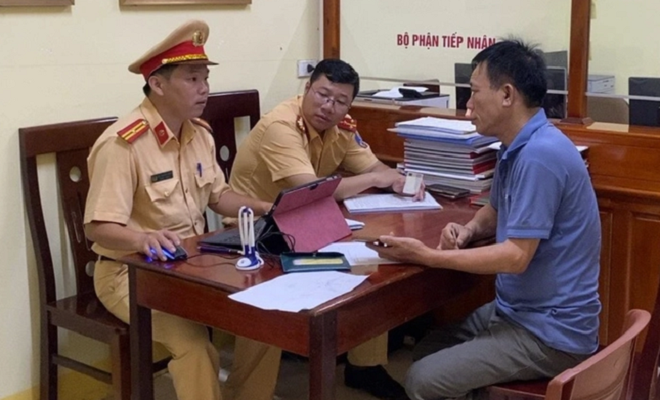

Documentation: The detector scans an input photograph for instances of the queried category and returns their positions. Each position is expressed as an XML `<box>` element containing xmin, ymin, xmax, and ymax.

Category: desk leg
<box><xmin>129</xmin><ymin>267</ymin><xmax>153</xmax><ymax>400</ymax></box>
<box><xmin>309</xmin><ymin>311</ymin><xmax>337</xmax><ymax>400</ymax></box>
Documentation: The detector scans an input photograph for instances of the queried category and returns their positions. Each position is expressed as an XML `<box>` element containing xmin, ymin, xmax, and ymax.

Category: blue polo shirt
<box><xmin>490</xmin><ymin>109</ymin><xmax>601</xmax><ymax>354</ymax></box>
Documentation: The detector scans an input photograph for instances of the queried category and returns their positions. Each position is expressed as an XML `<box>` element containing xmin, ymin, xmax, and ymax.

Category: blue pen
<box><xmin>196</xmin><ymin>162</ymin><xmax>202</xmax><ymax>177</ymax></box>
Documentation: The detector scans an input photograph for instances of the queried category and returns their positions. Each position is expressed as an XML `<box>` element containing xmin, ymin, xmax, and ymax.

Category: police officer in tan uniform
<box><xmin>230</xmin><ymin>59</ymin><xmax>420</xmax><ymax>400</ymax></box>
<box><xmin>84</xmin><ymin>20</ymin><xmax>280</xmax><ymax>400</ymax></box>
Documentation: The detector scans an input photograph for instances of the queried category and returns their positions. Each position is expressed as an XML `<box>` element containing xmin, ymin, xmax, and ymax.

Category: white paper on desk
<box><xmin>319</xmin><ymin>242</ymin><xmax>401</xmax><ymax>266</ymax></box>
<box><xmin>374</xmin><ymin>86</ymin><xmax>428</xmax><ymax>98</ymax></box>
<box><xmin>228</xmin><ymin>271</ymin><xmax>368</xmax><ymax>313</ymax></box>
<box><xmin>345</xmin><ymin>218</ymin><xmax>365</xmax><ymax>230</ymax></box>
<box><xmin>344</xmin><ymin>193</ymin><xmax>442</xmax><ymax>213</ymax></box>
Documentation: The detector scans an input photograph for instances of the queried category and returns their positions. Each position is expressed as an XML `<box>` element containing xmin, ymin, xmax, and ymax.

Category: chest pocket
<box><xmin>194</xmin><ymin>165</ymin><xmax>216</xmax><ymax>188</ymax></box>
<box><xmin>145</xmin><ymin>178</ymin><xmax>180</xmax><ymax>202</ymax></box>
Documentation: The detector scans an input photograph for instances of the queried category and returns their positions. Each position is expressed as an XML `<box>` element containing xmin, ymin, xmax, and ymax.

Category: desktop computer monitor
<box><xmin>543</xmin><ymin>66</ymin><xmax>567</xmax><ymax>119</ymax></box>
<box><xmin>454</xmin><ymin>63</ymin><xmax>473</xmax><ymax>110</ymax></box>
<box><xmin>541</xmin><ymin>50</ymin><xmax>568</xmax><ymax>70</ymax></box>
<box><xmin>628</xmin><ymin>77</ymin><xmax>660</xmax><ymax>127</ymax></box>
<box><xmin>455</xmin><ymin>63</ymin><xmax>566</xmax><ymax>118</ymax></box>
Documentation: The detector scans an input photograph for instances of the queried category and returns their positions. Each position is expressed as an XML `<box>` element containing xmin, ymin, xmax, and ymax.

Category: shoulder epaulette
<box><xmin>191</xmin><ymin>117</ymin><xmax>213</xmax><ymax>133</ymax></box>
<box><xmin>296</xmin><ymin>116</ymin><xmax>308</xmax><ymax>135</ymax></box>
<box><xmin>116</xmin><ymin>119</ymin><xmax>149</xmax><ymax>143</ymax></box>
<box><xmin>337</xmin><ymin>114</ymin><xmax>357</xmax><ymax>133</ymax></box>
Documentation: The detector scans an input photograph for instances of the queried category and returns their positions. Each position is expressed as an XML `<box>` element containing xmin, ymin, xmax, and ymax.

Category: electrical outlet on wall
<box><xmin>297</xmin><ymin>60</ymin><xmax>317</xmax><ymax>78</ymax></box>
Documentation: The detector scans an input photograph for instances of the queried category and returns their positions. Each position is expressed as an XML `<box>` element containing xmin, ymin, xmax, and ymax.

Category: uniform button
<box><xmin>164</xmin><ymin>191</ymin><xmax>169</xmax><ymax>196</ymax></box>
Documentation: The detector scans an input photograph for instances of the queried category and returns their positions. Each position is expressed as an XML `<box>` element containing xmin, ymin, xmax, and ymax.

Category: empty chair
<box><xmin>19</xmin><ymin>118</ymin><xmax>168</xmax><ymax>400</ymax></box>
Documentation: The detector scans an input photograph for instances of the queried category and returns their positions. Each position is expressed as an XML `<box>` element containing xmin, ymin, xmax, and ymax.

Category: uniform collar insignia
<box><xmin>296</xmin><ymin>116</ymin><xmax>308</xmax><ymax>135</ymax></box>
<box><xmin>153</xmin><ymin>122</ymin><xmax>170</xmax><ymax>146</ymax></box>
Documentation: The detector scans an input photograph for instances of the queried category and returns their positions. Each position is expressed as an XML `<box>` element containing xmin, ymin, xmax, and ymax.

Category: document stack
<box><xmin>389</xmin><ymin>117</ymin><xmax>499</xmax><ymax>194</ymax></box>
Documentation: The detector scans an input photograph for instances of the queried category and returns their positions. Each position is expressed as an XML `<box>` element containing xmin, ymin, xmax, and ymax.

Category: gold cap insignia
<box><xmin>192</xmin><ymin>30</ymin><xmax>204</xmax><ymax>47</ymax></box>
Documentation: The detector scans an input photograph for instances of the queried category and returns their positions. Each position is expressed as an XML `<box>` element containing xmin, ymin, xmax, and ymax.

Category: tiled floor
<box><xmin>147</xmin><ymin>347</ymin><xmax>413</xmax><ymax>400</ymax></box>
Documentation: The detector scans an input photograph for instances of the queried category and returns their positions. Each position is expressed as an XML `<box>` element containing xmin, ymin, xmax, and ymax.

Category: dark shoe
<box><xmin>344</xmin><ymin>362</ymin><xmax>409</xmax><ymax>400</ymax></box>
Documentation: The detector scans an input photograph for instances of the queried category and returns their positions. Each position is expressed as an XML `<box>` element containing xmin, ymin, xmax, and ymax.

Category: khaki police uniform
<box><xmin>85</xmin><ymin>20</ymin><xmax>280</xmax><ymax>400</ymax></box>
<box><xmin>229</xmin><ymin>95</ymin><xmax>389</xmax><ymax>368</ymax></box>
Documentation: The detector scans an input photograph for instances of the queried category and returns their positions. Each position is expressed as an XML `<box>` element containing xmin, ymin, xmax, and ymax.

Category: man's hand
<box><xmin>138</xmin><ymin>230</ymin><xmax>181</xmax><ymax>261</ymax></box>
<box><xmin>438</xmin><ymin>223</ymin><xmax>473</xmax><ymax>250</ymax></box>
<box><xmin>373</xmin><ymin>169</ymin><xmax>426</xmax><ymax>201</ymax></box>
<box><xmin>365</xmin><ymin>235</ymin><xmax>432</xmax><ymax>265</ymax></box>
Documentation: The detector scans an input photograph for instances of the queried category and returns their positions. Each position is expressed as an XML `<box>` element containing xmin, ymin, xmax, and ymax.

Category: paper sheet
<box><xmin>228</xmin><ymin>271</ymin><xmax>368</xmax><ymax>312</ymax></box>
<box><xmin>344</xmin><ymin>193</ymin><xmax>442</xmax><ymax>213</ymax></box>
<box><xmin>374</xmin><ymin>86</ymin><xmax>428</xmax><ymax>98</ymax></box>
<box><xmin>319</xmin><ymin>242</ymin><xmax>401</xmax><ymax>266</ymax></box>
<box><xmin>345</xmin><ymin>218</ymin><xmax>365</xmax><ymax>230</ymax></box>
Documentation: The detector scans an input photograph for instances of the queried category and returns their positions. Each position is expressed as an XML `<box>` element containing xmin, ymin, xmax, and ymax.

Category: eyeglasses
<box><xmin>309</xmin><ymin>87</ymin><xmax>351</xmax><ymax>112</ymax></box>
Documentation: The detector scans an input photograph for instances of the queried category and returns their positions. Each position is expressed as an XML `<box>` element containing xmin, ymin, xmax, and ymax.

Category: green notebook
<box><xmin>280</xmin><ymin>252</ymin><xmax>350</xmax><ymax>273</ymax></box>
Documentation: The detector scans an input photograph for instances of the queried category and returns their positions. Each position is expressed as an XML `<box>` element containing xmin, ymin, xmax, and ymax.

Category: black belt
<box><xmin>98</xmin><ymin>255</ymin><xmax>115</xmax><ymax>262</ymax></box>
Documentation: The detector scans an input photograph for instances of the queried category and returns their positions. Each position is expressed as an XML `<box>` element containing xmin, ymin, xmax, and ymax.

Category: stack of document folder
<box><xmin>389</xmin><ymin>117</ymin><xmax>498</xmax><ymax>194</ymax></box>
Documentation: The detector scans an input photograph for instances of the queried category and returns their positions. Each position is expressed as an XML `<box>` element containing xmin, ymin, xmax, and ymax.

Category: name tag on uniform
<box><xmin>150</xmin><ymin>171</ymin><xmax>173</xmax><ymax>183</ymax></box>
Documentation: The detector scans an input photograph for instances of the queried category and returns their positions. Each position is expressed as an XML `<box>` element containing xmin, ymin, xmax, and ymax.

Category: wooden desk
<box><xmin>124</xmin><ymin>199</ymin><xmax>487</xmax><ymax>400</ymax></box>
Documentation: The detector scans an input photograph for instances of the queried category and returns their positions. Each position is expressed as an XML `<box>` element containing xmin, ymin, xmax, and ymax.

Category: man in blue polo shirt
<box><xmin>368</xmin><ymin>39</ymin><xmax>601</xmax><ymax>400</ymax></box>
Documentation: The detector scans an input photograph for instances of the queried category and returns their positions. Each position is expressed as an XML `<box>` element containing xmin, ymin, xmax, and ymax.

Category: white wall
<box><xmin>589</xmin><ymin>0</ymin><xmax>660</xmax><ymax>95</ymax></box>
<box><xmin>341</xmin><ymin>0</ymin><xmax>572</xmax><ymax>91</ymax></box>
<box><xmin>0</xmin><ymin>1</ymin><xmax>319</xmax><ymax>398</ymax></box>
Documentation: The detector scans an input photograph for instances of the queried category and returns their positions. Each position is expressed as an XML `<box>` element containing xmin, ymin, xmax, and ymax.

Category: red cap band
<box><xmin>139</xmin><ymin>40</ymin><xmax>209</xmax><ymax>79</ymax></box>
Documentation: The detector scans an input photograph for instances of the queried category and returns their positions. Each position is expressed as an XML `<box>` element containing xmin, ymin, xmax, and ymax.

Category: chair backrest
<box><xmin>545</xmin><ymin>309</ymin><xmax>651</xmax><ymax>400</ymax></box>
<box><xmin>19</xmin><ymin>118</ymin><xmax>117</xmax><ymax>303</ymax></box>
<box><xmin>630</xmin><ymin>271</ymin><xmax>660</xmax><ymax>400</ymax></box>
<box><xmin>200</xmin><ymin>90</ymin><xmax>260</xmax><ymax>180</ymax></box>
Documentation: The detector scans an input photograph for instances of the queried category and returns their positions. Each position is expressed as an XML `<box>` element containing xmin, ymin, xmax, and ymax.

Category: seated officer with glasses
<box><xmin>228</xmin><ymin>58</ymin><xmax>415</xmax><ymax>400</ymax></box>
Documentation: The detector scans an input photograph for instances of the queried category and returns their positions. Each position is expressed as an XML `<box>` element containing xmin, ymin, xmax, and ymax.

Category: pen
<box><xmin>196</xmin><ymin>162</ymin><xmax>202</xmax><ymax>177</ymax></box>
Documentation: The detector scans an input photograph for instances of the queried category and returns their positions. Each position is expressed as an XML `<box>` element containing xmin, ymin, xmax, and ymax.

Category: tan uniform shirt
<box><xmin>229</xmin><ymin>95</ymin><xmax>379</xmax><ymax>202</ymax></box>
<box><xmin>84</xmin><ymin>98</ymin><xmax>229</xmax><ymax>259</ymax></box>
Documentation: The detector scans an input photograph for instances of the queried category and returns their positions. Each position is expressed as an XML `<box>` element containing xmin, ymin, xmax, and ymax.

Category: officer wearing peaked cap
<box><xmin>84</xmin><ymin>20</ymin><xmax>278</xmax><ymax>400</ymax></box>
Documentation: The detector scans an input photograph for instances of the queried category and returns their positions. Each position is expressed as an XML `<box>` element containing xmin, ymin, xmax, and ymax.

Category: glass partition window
<box><xmin>588</xmin><ymin>0</ymin><xmax>660</xmax><ymax>126</ymax></box>
<box><xmin>341</xmin><ymin>0</ymin><xmax>571</xmax><ymax>111</ymax></box>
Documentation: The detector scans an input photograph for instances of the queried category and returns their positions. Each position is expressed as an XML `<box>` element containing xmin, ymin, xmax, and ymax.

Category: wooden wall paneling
<box><xmin>558</xmin><ymin>124</ymin><xmax>660</xmax><ymax>200</ymax></box>
<box><xmin>628</xmin><ymin>206</ymin><xmax>660</xmax><ymax>346</ymax></box>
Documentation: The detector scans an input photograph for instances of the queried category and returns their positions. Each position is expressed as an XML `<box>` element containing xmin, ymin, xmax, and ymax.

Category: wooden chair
<box><xmin>544</xmin><ymin>309</ymin><xmax>650</xmax><ymax>400</ymax></box>
<box><xmin>489</xmin><ymin>261</ymin><xmax>660</xmax><ymax>400</ymax></box>
<box><xmin>19</xmin><ymin>118</ymin><xmax>168</xmax><ymax>400</ymax></box>
<box><xmin>488</xmin><ymin>309</ymin><xmax>651</xmax><ymax>400</ymax></box>
<box><xmin>200</xmin><ymin>89</ymin><xmax>261</xmax><ymax>180</ymax></box>
<box><xmin>628</xmin><ymin>271</ymin><xmax>660</xmax><ymax>400</ymax></box>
